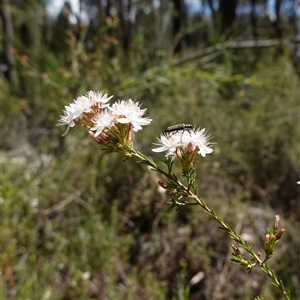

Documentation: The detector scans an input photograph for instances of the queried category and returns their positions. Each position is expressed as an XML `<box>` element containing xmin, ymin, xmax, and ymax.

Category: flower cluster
<box><xmin>56</xmin><ymin>92</ymin><xmax>292</xmax><ymax>300</ymax></box>
<box><xmin>57</xmin><ymin>91</ymin><xmax>152</xmax><ymax>154</ymax></box>
<box><xmin>152</xmin><ymin>127</ymin><xmax>213</xmax><ymax>172</ymax></box>
<box><xmin>57</xmin><ymin>90</ymin><xmax>213</xmax><ymax>165</ymax></box>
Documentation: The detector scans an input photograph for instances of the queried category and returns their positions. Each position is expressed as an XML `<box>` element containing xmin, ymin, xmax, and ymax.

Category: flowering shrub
<box><xmin>58</xmin><ymin>90</ymin><xmax>292</xmax><ymax>300</ymax></box>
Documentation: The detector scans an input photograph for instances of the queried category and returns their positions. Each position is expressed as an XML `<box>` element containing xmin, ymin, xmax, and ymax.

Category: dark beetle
<box><xmin>164</xmin><ymin>123</ymin><xmax>193</xmax><ymax>133</ymax></box>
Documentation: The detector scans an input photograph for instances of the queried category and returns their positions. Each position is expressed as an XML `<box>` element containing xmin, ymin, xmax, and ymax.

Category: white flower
<box><xmin>187</xmin><ymin>128</ymin><xmax>214</xmax><ymax>157</ymax></box>
<box><xmin>57</xmin><ymin>90</ymin><xmax>114</xmax><ymax>136</ymax></box>
<box><xmin>86</xmin><ymin>90</ymin><xmax>113</xmax><ymax>109</ymax></box>
<box><xmin>90</xmin><ymin>109</ymin><xmax>114</xmax><ymax>137</ymax></box>
<box><xmin>57</xmin><ymin>95</ymin><xmax>92</xmax><ymax>135</ymax></box>
<box><xmin>297</xmin><ymin>177</ymin><xmax>300</xmax><ymax>185</ymax></box>
<box><xmin>152</xmin><ymin>127</ymin><xmax>213</xmax><ymax>158</ymax></box>
<box><xmin>109</xmin><ymin>99</ymin><xmax>152</xmax><ymax>132</ymax></box>
<box><xmin>152</xmin><ymin>132</ymin><xmax>183</xmax><ymax>156</ymax></box>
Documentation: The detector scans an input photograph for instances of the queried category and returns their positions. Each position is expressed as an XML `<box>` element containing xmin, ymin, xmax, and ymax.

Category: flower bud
<box><xmin>231</xmin><ymin>244</ymin><xmax>241</xmax><ymax>255</ymax></box>
<box><xmin>158</xmin><ymin>181</ymin><xmax>168</xmax><ymax>189</ymax></box>
<box><xmin>276</xmin><ymin>228</ymin><xmax>285</xmax><ymax>240</ymax></box>
<box><xmin>273</xmin><ymin>215</ymin><xmax>280</xmax><ymax>231</ymax></box>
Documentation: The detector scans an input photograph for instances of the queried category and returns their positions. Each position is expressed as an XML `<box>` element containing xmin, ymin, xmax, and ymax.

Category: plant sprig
<box><xmin>58</xmin><ymin>91</ymin><xmax>291</xmax><ymax>299</ymax></box>
<box><xmin>129</xmin><ymin>149</ymin><xmax>290</xmax><ymax>299</ymax></box>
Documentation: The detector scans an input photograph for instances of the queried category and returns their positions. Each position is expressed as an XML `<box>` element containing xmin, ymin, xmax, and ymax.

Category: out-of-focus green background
<box><xmin>1</xmin><ymin>0</ymin><xmax>299</xmax><ymax>299</ymax></box>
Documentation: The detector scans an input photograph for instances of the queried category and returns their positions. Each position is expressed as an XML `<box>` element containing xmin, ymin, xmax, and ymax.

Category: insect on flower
<box><xmin>164</xmin><ymin>123</ymin><xmax>193</xmax><ymax>133</ymax></box>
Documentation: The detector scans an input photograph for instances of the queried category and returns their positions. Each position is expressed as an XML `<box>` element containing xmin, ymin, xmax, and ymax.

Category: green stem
<box><xmin>130</xmin><ymin>150</ymin><xmax>291</xmax><ymax>299</ymax></box>
<box><xmin>178</xmin><ymin>183</ymin><xmax>291</xmax><ymax>299</ymax></box>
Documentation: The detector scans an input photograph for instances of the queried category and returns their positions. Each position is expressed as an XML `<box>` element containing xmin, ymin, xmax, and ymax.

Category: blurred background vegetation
<box><xmin>1</xmin><ymin>0</ymin><xmax>299</xmax><ymax>299</ymax></box>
